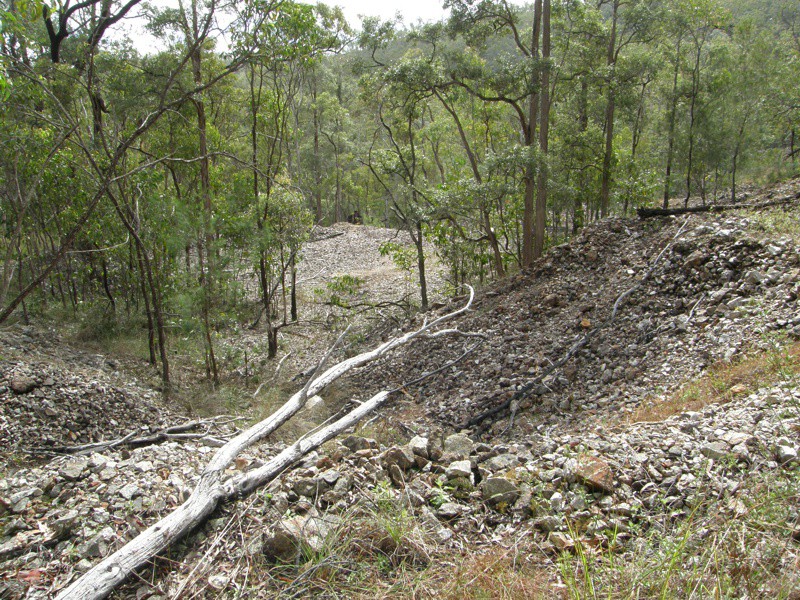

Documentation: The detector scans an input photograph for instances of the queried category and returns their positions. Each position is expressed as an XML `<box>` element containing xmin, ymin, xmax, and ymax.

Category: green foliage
<box><xmin>0</xmin><ymin>0</ymin><xmax>797</xmax><ymax>367</ymax></box>
<box><xmin>314</xmin><ymin>274</ymin><xmax>365</xmax><ymax>308</ymax></box>
<box><xmin>378</xmin><ymin>241</ymin><xmax>416</xmax><ymax>275</ymax></box>
<box><xmin>558</xmin><ymin>467</ymin><xmax>800</xmax><ymax>599</ymax></box>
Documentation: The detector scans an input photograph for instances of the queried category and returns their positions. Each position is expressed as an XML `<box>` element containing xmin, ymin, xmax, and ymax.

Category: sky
<box><xmin>120</xmin><ymin>0</ymin><xmax>528</xmax><ymax>54</ymax></box>
<box><xmin>335</xmin><ymin>0</ymin><xmax>451</xmax><ymax>26</ymax></box>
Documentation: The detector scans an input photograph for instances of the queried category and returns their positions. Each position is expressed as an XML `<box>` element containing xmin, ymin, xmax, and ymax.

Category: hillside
<box><xmin>1</xmin><ymin>180</ymin><xmax>800</xmax><ymax>598</ymax></box>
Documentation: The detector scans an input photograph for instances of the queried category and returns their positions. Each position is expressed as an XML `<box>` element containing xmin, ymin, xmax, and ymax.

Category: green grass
<box><xmin>631</xmin><ymin>341</ymin><xmax>799</xmax><ymax>423</ymax></box>
<box><xmin>556</xmin><ymin>466</ymin><xmax>800</xmax><ymax>599</ymax></box>
<box><xmin>750</xmin><ymin>203</ymin><xmax>800</xmax><ymax>242</ymax></box>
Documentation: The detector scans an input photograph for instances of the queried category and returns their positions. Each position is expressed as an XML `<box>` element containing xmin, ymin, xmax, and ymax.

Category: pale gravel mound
<box><xmin>0</xmin><ymin>327</ymin><xmax>177</xmax><ymax>459</ymax></box>
<box><xmin>298</xmin><ymin>222</ymin><xmax>444</xmax><ymax>307</ymax></box>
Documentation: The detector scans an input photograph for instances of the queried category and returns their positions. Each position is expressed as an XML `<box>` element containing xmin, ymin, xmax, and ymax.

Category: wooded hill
<box><xmin>1</xmin><ymin>0</ymin><xmax>799</xmax><ymax>383</ymax></box>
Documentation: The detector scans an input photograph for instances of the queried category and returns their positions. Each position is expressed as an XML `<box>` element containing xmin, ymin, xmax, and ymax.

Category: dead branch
<box><xmin>28</xmin><ymin>419</ymin><xmax>239</xmax><ymax>456</ymax></box>
<box><xmin>54</xmin><ymin>287</ymin><xmax>475</xmax><ymax>600</ymax></box>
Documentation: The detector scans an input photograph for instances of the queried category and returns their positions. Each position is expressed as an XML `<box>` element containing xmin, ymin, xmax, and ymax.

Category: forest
<box><xmin>1</xmin><ymin>0</ymin><xmax>799</xmax><ymax>385</ymax></box>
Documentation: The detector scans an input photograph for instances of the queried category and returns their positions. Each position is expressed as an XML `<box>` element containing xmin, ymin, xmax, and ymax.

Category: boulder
<box><xmin>445</xmin><ymin>460</ymin><xmax>473</xmax><ymax>481</ymax></box>
<box><xmin>443</xmin><ymin>433</ymin><xmax>474</xmax><ymax>460</ymax></box>
<box><xmin>574</xmin><ymin>455</ymin><xmax>614</xmax><ymax>493</ymax></box>
<box><xmin>383</xmin><ymin>446</ymin><xmax>415</xmax><ymax>471</ymax></box>
<box><xmin>480</xmin><ymin>477</ymin><xmax>520</xmax><ymax>506</ymax></box>
<box><xmin>10</xmin><ymin>375</ymin><xmax>37</xmax><ymax>394</ymax></box>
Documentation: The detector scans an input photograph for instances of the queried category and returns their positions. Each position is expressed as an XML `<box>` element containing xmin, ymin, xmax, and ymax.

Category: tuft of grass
<box><xmin>631</xmin><ymin>341</ymin><xmax>799</xmax><ymax>423</ymax></box>
<box><xmin>244</xmin><ymin>485</ymin><xmax>437</xmax><ymax>599</ymax></box>
<box><xmin>430</xmin><ymin>546</ymin><xmax>555</xmax><ymax>599</ymax></box>
<box><xmin>750</xmin><ymin>204</ymin><xmax>800</xmax><ymax>242</ymax></box>
<box><xmin>555</xmin><ymin>467</ymin><xmax>800</xmax><ymax>599</ymax></box>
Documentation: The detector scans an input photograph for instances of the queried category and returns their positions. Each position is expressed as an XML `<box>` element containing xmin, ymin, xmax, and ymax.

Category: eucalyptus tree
<box><xmin>595</xmin><ymin>0</ymin><xmax>658</xmax><ymax>216</ymax></box>
<box><xmin>236</xmin><ymin>1</ymin><xmax>348</xmax><ymax>355</ymax></box>
<box><xmin>0</xmin><ymin>0</ymin><xmax>285</xmax><ymax>385</ymax></box>
<box><xmin>659</xmin><ymin>0</ymin><xmax>727</xmax><ymax>207</ymax></box>
<box><xmin>444</xmin><ymin>0</ymin><xmax>554</xmax><ymax>266</ymax></box>
<box><xmin>363</xmin><ymin>68</ymin><xmax>436</xmax><ymax>310</ymax></box>
<box><xmin>774</xmin><ymin>1</ymin><xmax>800</xmax><ymax>165</ymax></box>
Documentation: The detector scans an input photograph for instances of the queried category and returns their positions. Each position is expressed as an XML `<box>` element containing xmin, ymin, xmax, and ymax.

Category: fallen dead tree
<box><xmin>637</xmin><ymin>192</ymin><xmax>800</xmax><ymax>218</ymax></box>
<box><xmin>29</xmin><ymin>417</ymin><xmax>241</xmax><ymax>456</ymax></box>
<box><xmin>54</xmin><ymin>288</ymin><xmax>475</xmax><ymax>600</ymax></box>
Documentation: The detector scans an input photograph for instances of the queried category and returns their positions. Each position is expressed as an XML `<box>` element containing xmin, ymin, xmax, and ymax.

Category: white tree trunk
<box><xmin>55</xmin><ymin>289</ymin><xmax>474</xmax><ymax>600</ymax></box>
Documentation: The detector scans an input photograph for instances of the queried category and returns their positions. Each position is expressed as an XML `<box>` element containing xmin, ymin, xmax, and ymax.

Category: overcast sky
<box><xmin>121</xmin><ymin>0</ymin><xmax>528</xmax><ymax>54</ymax></box>
<box><xmin>336</xmin><ymin>0</ymin><xmax>450</xmax><ymax>26</ymax></box>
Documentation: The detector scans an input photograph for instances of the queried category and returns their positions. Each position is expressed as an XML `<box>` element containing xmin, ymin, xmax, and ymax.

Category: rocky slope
<box><xmin>0</xmin><ymin>328</ymin><xmax>176</xmax><ymax>463</ymax></box>
<box><xmin>353</xmin><ymin>181</ymin><xmax>800</xmax><ymax>437</ymax></box>
<box><xmin>1</xmin><ymin>180</ymin><xmax>799</xmax><ymax>598</ymax></box>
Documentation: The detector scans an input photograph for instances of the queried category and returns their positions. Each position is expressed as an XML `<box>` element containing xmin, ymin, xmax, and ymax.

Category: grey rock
<box><xmin>534</xmin><ymin>516</ymin><xmax>561</xmax><ymax>532</ymax></box>
<box><xmin>443</xmin><ymin>433</ymin><xmax>474</xmax><ymax>460</ymax></box>
<box><xmin>10</xmin><ymin>375</ymin><xmax>37</xmax><ymax>394</ymax></box>
<box><xmin>610</xmin><ymin>503</ymin><xmax>633</xmax><ymax>517</ymax></box>
<box><xmin>480</xmin><ymin>477</ymin><xmax>520</xmax><ymax>506</ymax></box>
<box><xmin>744</xmin><ymin>270</ymin><xmax>765</xmax><ymax>285</ymax></box>
<box><xmin>341</xmin><ymin>436</ymin><xmax>375</xmax><ymax>452</ymax></box>
<box><xmin>3</xmin><ymin>518</ymin><xmax>29</xmax><ymax>536</ymax></box>
<box><xmin>408</xmin><ymin>436</ymin><xmax>430</xmax><ymax>459</ymax></box>
<box><xmin>776</xmin><ymin>439</ymin><xmax>798</xmax><ymax>464</ymax></box>
<box><xmin>383</xmin><ymin>446</ymin><xmax>415</xmax><ymax>471</ymax></box>
<box><xmin>51</xmin><ymin>509</ymin><xmax>80</xmax><ymax>537</ymax></box>
<box><xmin>58</xmin><ymin>458</ymin><xmax>89</xmax><ymax>481</ymax></box>
<box><xmin>483</xmin><ymin>453</ymin><xmax>519</xmax><ymax>472</ymax></box>
<box><xmin>320</xmin><ymin>469</ymin><xmax>341</xmax><ymax>487</ymax></box>
<box><xmin>436</xmin><ymin>502</ymin><xmax>463</xmax><ymax>520</ymax></box>
<box><xmin>721</xmin><ymin>432</ymin><xmax>752</xmax><ymax>447</ymax></box>
<box><xmin>294</xmin><ymin>478</ymin><xmax>321</xmax><ymax>498</ymax></box>
<box><xmin>78</xmin><ymin>526</ymin><xmax>116</xmax><ymax>559</ymax></box>
<box><xmin>701</xmin><ymin>442</ymin><xmax>730</xmax><ymax>461</ymax></box>
<box><xmin>684</xmin><ymin>250</ymin><xmax>707</xmax><ymax>269</ymax></box>
<box><xmin>548</xmin><ymin>532</ymin><xmax>574</xmax><ymax>552</ymax></box>
<box><xmin>550</xmin><ymin>491</ymin><xmax>565</xmax><ymax>512</ymax></box>
<box><xmin>731</xmin><ymin>443</ymin><xmax>751</xmax><ymax>461</ymax></box>
<box><xmin>118</xmin><ymin>483</ymin><xmax>141</xmax><ymax>500</ymax></box>
<box><xmin>134</xmin><ymin>460</ymin><xmax>154</xmax><ymax>473</ymax></box>
<box><xmin>445</xmin><ymin>460</ymin><xmax>473</xmax><ymax>481</ymax></box>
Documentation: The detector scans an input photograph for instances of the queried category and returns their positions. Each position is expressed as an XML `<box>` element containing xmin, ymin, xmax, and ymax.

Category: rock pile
<box><xmin>1</xmin><ymin>181</ymin><xmax>800</xmax><ymax>598</ymax></box>
<box><xmin>0</xmin><ymin>327</ymin><xmax>175</xmax><ymax>459</ymax></box>
<box><xmin>349</xmin><ymin>190</ymin><xmax>800</xmax><ymax>438</ymax></box>
<box><xmin>2</xmin><ymin>373</ymin><xmax>798</xmax><ymax>597</ymax></box>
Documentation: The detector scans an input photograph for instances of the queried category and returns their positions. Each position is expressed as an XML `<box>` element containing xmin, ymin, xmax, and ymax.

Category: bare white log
<box><xmin>54</xmin><ymin>288</ymin><xmax>474</xmax><ymax>600</ymax></box>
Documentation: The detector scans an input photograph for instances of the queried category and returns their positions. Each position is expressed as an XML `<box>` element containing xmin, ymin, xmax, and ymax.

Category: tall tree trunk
<box><xmin>533</xmin><ymin>0</ymin><xmax>550</xmax><ymax>259</ymax></box>
<box><xmin>290</xmin><ymin>255</ymin><xmax>298</xmax><ymax>322</ymax></box>
<box><xmin>250</xmin><ymin>63</ymin><xmax>262</xmax><ymax>206</ymax></box>
<box><xmin>533</xmin><ymin>0</ymin><xmax>550</xmax><ymax>258</ymax></box>
<box><xmin>414</xmin><ymin>220</ymin><xmax>428</xmax><ymax>311</ymax></box>
<box><xmin>663</xmin><ymin>37</ymin><xmax>682</xmax><ymax>209</ymax></box>
<box><xmin>191</xmin><ymin>41</ymin><xmax>218</xmax><ymax>384</ymax></box>
<box><xmin>731</xmin><ymin>116</ymin><xmax>747</xmax><ymax>203</ymax></box>
<box><xmin>522</xmin><ymin>0</ymin><xmax>543</xmax><ymax>268</ymax></box>
<box><xmin>136</xmin><ymin>244</ymin><xmax>157</xmax><ymax>367</ymax></box>
<box><xmin>312</xmin><ymin>77</ymin><xmax>323</xmax><ymax>222</ymax></box>
<box><xmin>600</xmin><ymin>0</ymin><xmax>618</xmax><ymax>218</ymax></box>
<box><xmin>335</xmin><ymin>147</ymin><xmax>342</xmax><ymax>223</ymax></box>
<box><xmin>684</xmin><ymin>41</ymin><xmax>702</xmax><ymax>208</ymax></box>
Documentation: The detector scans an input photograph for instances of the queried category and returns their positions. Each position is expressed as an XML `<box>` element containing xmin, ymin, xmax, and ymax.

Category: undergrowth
<box><xmin>631</xmin><ymin>340</ymin><xmax>799</xmax><ymax>423</ymax></box>
<box><xmin>557</xmin><ymin>465</ymin><xmax>800</xmax><ymax>599</ymax></box>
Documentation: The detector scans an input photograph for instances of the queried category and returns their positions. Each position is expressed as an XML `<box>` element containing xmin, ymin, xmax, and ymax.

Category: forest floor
<box><xmin>1</xmin><ymin>180</ymin><xmax>800</xmax><ymax>598</ymax></box>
